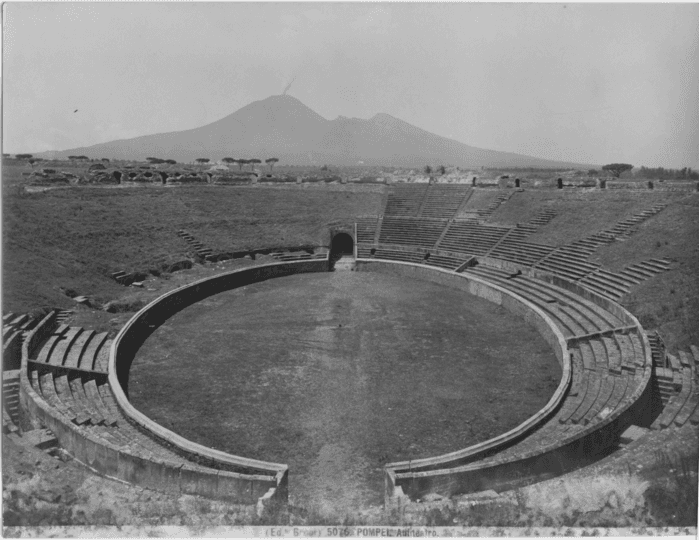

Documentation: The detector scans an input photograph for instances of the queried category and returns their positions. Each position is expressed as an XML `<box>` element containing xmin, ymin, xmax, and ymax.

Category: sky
<box><xmin>3</xmin><ymin>2</ymin><xmax>698</xmax><ymax>168</ymax></box>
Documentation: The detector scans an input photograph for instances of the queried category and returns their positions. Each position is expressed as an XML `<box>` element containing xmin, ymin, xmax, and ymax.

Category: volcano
<box><xmin>40</xmin><ymin>95</ymin><xmax>589</xmax><ymax>168</ymax></box>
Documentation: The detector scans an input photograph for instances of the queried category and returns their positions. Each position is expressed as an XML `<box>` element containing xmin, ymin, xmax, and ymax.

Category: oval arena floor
<box><xmin>128</xmin><ymin>270</ymin><xmax>561</xmax><ymax>511</ymax></box>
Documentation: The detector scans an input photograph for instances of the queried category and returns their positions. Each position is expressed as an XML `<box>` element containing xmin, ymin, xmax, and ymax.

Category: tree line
<box><xmin>589</xmin><ymin>164</ymin><xmax>698</xmax><ymax>180</ymax></box>
<box><xmin>5</xmin><ymin>153</ymin><xmax>696</xmax><ymax>180</ymax></box>
<box><xmin>424</xmin><ymin>164</ymin><xmax>447</xmax><ymax>175</ymax></box>
<box><xmin>6</xmin><ymin>154</ymin><xmax>281</xmax><ymax>172</ymax></box>
<box><xmin>633</xmin><ymin>166</ymin><xmax>698</xmax><ymax>181</ymax></box>
<box><xmin>210</xmin><ymin>157</ymin><xmax>279</xmax><ymax>172</ymax></box>
<box><xmin>149</xmin><ymin>156</ymin><xmax>280</xmax><ymax>172</ymax></box>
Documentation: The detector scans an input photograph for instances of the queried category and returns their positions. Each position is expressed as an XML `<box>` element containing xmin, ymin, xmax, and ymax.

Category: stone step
<box><xmin>623</xmin><ymin>265</ymin><xmax>657</xmax><ymax>279</ymax></box>
<box><xmin>637</xmin><ymin>260</ymin><xmax>670</xmax><ymax>272</ymax></box>
<box><xmin>619</xmin><ymin>268</ymin><xmax>654</xmax><ymax>282</ymax></box>
<box><xmin>578</xmin><ymin>280</ymin><xmax>622</xmax><ymax>300</ymax></box>
<box><xmin>580</xmin><ymin>274</ymin><xmax>630</xmax><ymax>296</ymax></box>
<box><xmin>36</xmin><ymin>325</ymin><xmax>69</xmax><ymax>363</ymax></box>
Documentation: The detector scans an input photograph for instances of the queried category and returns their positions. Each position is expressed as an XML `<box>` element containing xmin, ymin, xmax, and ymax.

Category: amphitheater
<box><xmin>3</xmin><ymin>175</ymin><xmax>699</xmax><ymax>524</ymax></box>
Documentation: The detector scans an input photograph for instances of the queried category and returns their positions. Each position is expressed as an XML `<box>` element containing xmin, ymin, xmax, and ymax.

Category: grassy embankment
<box><xmin>2</xmin><ymin>163</ymin><xmax>383</xmax><ymax>314</ymax></box>
<box><xmin>489</xmin><ymin>190</ymin><xmax>699</xmax><ymax>350</ymax></box>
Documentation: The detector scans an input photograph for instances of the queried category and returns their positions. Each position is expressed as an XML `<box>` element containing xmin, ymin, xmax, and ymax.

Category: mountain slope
<box><xmin>40</xmin><ymin>95</ymin><xmax>591</xmax><ymax>168</ymax></box>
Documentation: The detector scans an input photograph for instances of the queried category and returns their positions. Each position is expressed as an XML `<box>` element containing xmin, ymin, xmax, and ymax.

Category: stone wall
<box><xmin>356</xmin><ymin>260</ymin><xmax>574</xmax><ymax>497</ymax></box>
<box><xmin>106</xmin><ymin>260</ymin><xmax>329</xmax><ymax>500</ymax></box>
<box><xmin>19</xmin><ymin>263</ymin><xmax>339</xmax><ymax>506</ymax></box>
<box><xmin>356</xmin><ymin>259</ymin><xmax>651</xmax><ymax>503</ymax></box>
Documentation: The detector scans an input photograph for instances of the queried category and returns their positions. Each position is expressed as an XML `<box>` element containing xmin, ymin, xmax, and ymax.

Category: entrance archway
<box><xmin>330</xmin><ymin>233</ymin><xmax>354</xmax><ymax>258</ymax></box>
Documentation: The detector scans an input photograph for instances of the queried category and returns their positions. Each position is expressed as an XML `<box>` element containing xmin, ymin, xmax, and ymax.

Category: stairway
<box><xmin>177</xmin><ymin>230</ymin><xmax>214</xmax><ymax>260</ymax></box>
<box><xmin>528</xmin><ymin>209</ymin><xmax>557</xmax><ymax>226</ymax></box>
<box><xmin>651</xmin><ymin>347</ymin><xmax>699</xmax><ymax>429</ymax></box>
<box><xmin>3</xmin><ymin>370</ymin><xmax>21</xmax><ymax>432</ymax></box>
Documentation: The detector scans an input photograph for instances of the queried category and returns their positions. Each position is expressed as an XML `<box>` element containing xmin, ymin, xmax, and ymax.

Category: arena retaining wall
<box><xmin>3</xmin><ymin>330</ymin><xmax>23</xmax><ymax>371</ymax></box>
<box><xmin>19</xmin><ymin>310</ymin><xmax>287</xmax><ymax>506</ymax></box>
<box><xmin>108</xmin><ymin>260</ymin><xmax>329</xmax><ymax>500</ymax></box>
<box><xmin>20</xmin><ymin>260</ymin><xmax>329</xmax><ymax>506</ymax></box>
<box><xmin>19</xmin><ymin>253</ymin><xmax>652</xmax><ymax>507</ymax></box>
<box><xmin>355</xmin><ymin>261</ymin><xmax>572</xmax><ymax>489</ymax></box>
<box><xmin>356</xmin><ymin>259</ymin><xmax>651</xmax><ymax>503</ymax></box>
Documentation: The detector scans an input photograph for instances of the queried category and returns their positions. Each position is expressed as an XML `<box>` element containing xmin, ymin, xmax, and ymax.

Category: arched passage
<box><xmin>330</xmin><ymin>233</ymin><xmax>354</xmax><ymax>258</ymax></box>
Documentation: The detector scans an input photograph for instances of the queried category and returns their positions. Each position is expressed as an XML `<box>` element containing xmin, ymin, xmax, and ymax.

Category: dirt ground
<box><xmin>129</xmin><ymin>269</ymin><xmax>560</xmax><ymax>513</ymax></box>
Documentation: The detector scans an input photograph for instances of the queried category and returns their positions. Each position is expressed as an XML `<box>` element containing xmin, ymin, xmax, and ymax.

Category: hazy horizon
<box><xmin>3</xmin><ymin>3</ymin><xmax>698</xmax><ymax>168</ymax></box>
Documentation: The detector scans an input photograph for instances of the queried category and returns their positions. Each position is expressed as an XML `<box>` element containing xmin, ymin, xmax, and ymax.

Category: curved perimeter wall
<box><xmin>356</xmin><ymin>261</ymin><xmax>569</xmax><ymax>469</ymax></box>
<box><xmin>355</xmin><ymin>260</ymin><xmax>651</xmax><ymax>503</ymax></box>
<box><xmin>20</xmin><ymin>255</ymin><xmax>650</xmax><ymax>507</ymax></box>
<box><xmin>21</xmin><ymin>260</ymin><xmax>329</xmax><ymax>506</ymax></box>
<box><xmin>108</xmin><ymin>259</ymin><xmax>329</xmax><ymax>503</ymax></box>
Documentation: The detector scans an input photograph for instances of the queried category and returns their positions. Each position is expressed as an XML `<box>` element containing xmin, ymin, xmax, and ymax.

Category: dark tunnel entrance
<box><xmin>331</xmin><ymin>233</ymin><xmax>354</xmax><ymax>257</ymax></box>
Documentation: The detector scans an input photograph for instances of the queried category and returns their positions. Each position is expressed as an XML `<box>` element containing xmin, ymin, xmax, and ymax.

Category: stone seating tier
<box><xmin>593</xmin><ymin>268</ymin><xmax>639</xmax><ymax>288</ymax></box>
<box><xmin>578</xmin><ymin>274</ymin><xmax>628</xmax><ymax>301</ymax></box>
<box><xmin>395</xmin><ymin>333</ymin><xmax>645</xmax><ymax>491</ymax></box>
<box><xmin>355</xmin><ymin>218</ymin><xmax>379</xmax><ymax>244</ymax></box>
<box><xmin>419</xmin><ymin>186</ymin><xmax>471</xmax><ymax>219</ymax></box>
<box><xmin>437</xmin><ymin>223</ymin><xmax>511</xmax><ymax>255</ymax></box>
<box><xmin>466</xmin><ymin>266</ymin><xmax>615</xmax><ymax>338</ymax></box>
<box><xmin>652</xmin><ymin>348</ymin><xmax>699</xmax><ymax>428</ymax></box>
<box><xmin>378</xmin><ymin>218</ymin><xmax>448</xmax><ymax>248</ymax></box>
<box><xmin>474</xmin><ymin>193</ymin><xmax>510</xmax><ymax>219</ymax></box>
<box><xmin>488</xmin><ymin>241</ymin><xmax>555</xmax><ymax>266</ymax></box>
<box><xmin>24</xmin><ymin>310</ymin><xmax>287</xmax><ymax>505</ymax></box>
<box><xmin>362</xmin><ymin>248</ymin><xmax>423</xmax><ymax>265</ymax></box>
<box><xmin>534</xmin><ymin>258</ymin><xmax>598</xmax><ymax>282</ymax></box>
<box><xmin>30</xmin><ymin>366</ymin><xmax>238</xmax><ymax>460</ymax></box>
<box><xmin>3</xmin><ymin>371</ymin><xmax>21</xmax><ymax>430</ymax></box>
<box><xmin>578</xmin><ymin>260</ymin><xmax>670</xmax><ymax>301</ymax></box>
<box><xmin>384</xmin><ymin>185</ymin><xmax>429</xmax><ymax>217</ymax></box>
<box><xmin>34</xmin><ymin>326</ymin><xmax>110</xmax><ymax>373</ymax></box>
<box><xmin>473</xmin><ymin>343</ymin><xmax>643</xmax><ymax>466</ymax></box>
<box><xmin>560</xmin><ymin>243</ymin><xmax>597</xmax><ymax>257</ymax></box>
<box><xmin>271</xmin><ymin>253</ymin><xmax>327</xmax><ymax>262</ymax></box>
<box><xmin>528</xmin><ymin>210</ymin><xmax>557</xmax><ymax>226</ymax></box>
<box><xmin>541</xmin><ymin>251</ymin><xmax>599</xmax><ymax>271</ymax></box>
<box><xmin>561</xmin><ymin>205</ymin><xmax>668</xmax><ymax>257</ymax></box>
<box><xmin>422</xmin><ymin>254</ymin><xmax>469</xmax><ymax>271</ymax></box>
